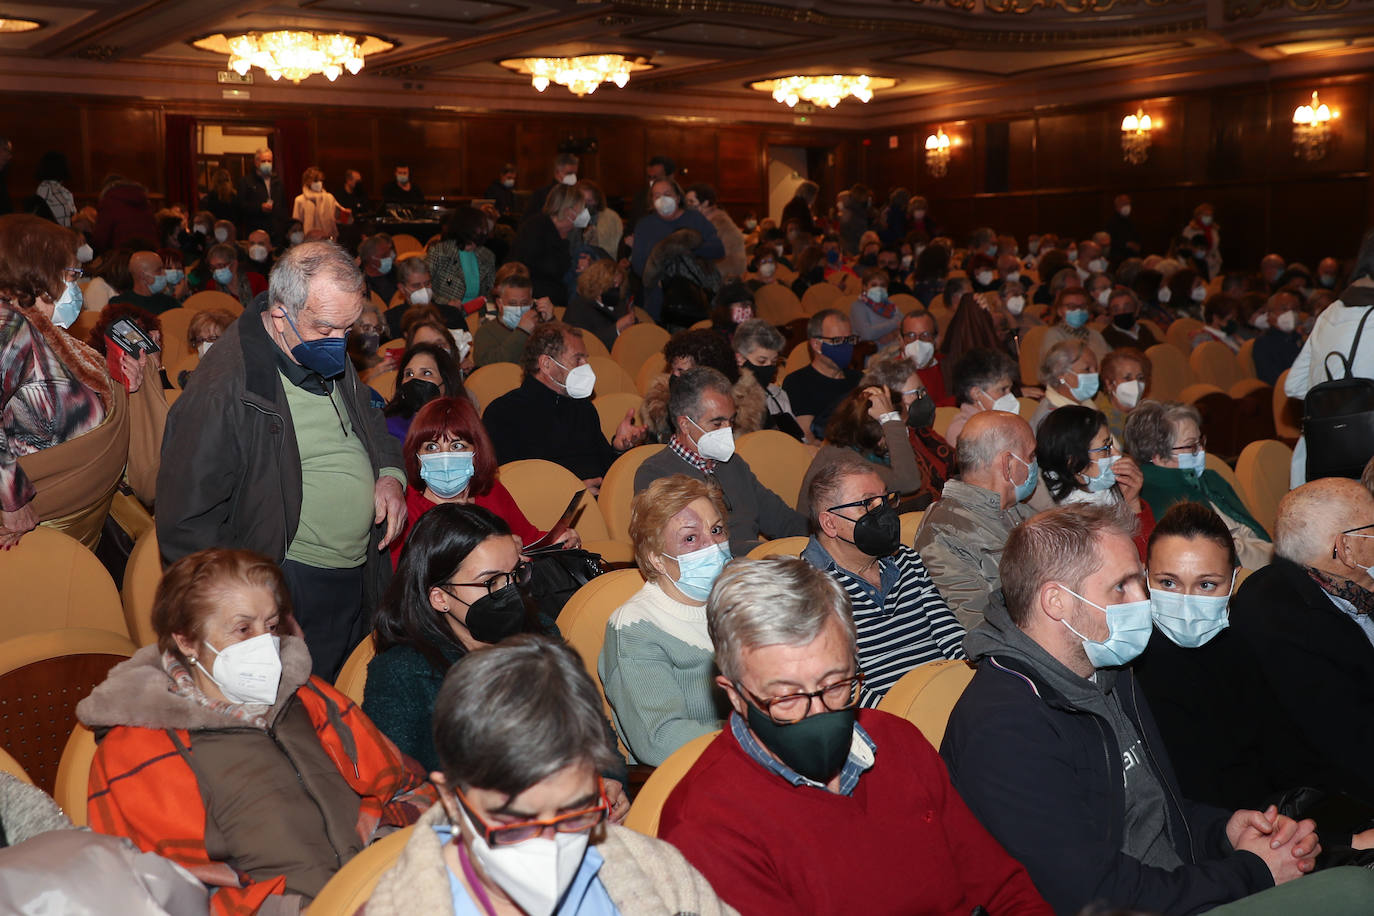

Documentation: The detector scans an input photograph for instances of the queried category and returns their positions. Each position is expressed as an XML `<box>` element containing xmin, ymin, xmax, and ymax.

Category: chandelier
<box><xmin>192</xmin><ymin>31</ymin><xmax>394</xmax><ymax>83</ymax></box>
<box><xmin>499</xmin><ymin>55</ymin><xmax>650</xmax><ymax>96</ymax></box>
<box><xmin>1292</xmin><ymin>91</ymin><xmax>1338</xmax><ymax>161</ymax></box>
<box><xmin>1120</xmin><ymin>108</ymin><xmax>1154</xmax><ymax>166</ymax></box>
<box><xmin>751</xmin><ymin>75</ymin><xmax>895</xmax><ymax>109</ymax></box>
<box><xmin>925</xmin><ymin>128</ymin><xmax>952</xmax><ymax>178</ymax></box>
<box><xmin>0</xmin><ymin>18</ymin><xmax>41</xmax><ymax>33</ymax></box>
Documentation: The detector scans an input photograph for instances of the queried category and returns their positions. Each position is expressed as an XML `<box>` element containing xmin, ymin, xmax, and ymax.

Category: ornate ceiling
<box><xmin>0</xmin><ymin>0</ymin><xmax>1371</xmax><ymax>124</ymax></box>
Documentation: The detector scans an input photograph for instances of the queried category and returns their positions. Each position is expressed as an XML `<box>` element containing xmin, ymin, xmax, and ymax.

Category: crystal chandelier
<box><xmin>751</xmin><ymin>75</ymin><xmax>895</xmax><ymax>109</ymax></box>
<box><xmin>192</xmin><ymin>31</ymin><xmax>393</xmax><ymax>83</ymax></box>
<box><xmin>1120</xmin><ymin>108</ymin><xmax>1154</xmax><ymax>166</ymax></box>
<box><xmin>925</xmin><ymin>128</ymin><xmax>952</xmax><ymax>178</ymax></box>
<box><xmin>500</xmin><ymin>55</ymin><xmax>648</xmax><ymax>96</ymax></box>
<box><xmin>1292</xmin><ymin>91</ymin><xmax>1338</xmax><ymax>161</ymax></box>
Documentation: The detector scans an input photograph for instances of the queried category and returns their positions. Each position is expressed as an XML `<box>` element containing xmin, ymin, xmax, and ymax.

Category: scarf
<box><xmin>10</xmin><ymin>302</ymin><xmax>114</xmax><ymax>411</ymax></box>
<box><xmin>1306</xmin><ymin>568</ymin><xmax>1374</xmax><ymax>617</ymax></box>
<box><xmin>862</xmin><ymin>291</ymin><xmax>896</xmax><ymax>320</ymax></box>
<box><xmin>161</xmin><ymin>650</ymin><xmax>270</xmax><ymax>729</ymax></box>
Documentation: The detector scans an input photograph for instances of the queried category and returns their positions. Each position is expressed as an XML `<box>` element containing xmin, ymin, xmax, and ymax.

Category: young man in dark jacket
<box><xmin>941</xmin><ymin>504</ymin><xmax>1327</xmax><ymax>915</ymax></box>
<box><xmin>156</xmin><ymin>242</ymin><xmax>406</xmax><ymax>681</ymax></box>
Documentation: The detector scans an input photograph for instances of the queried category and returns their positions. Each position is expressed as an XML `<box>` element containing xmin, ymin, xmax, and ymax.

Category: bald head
<box><xmin>1275</xmin><ymin>478</ymin><xmax>1374</xmax><ymax>569</ymax></box>
<box><xmin>129</xmin><ymin>251</ymin><xmax>164</xmax><ymax>294</ymax></box>
<box><xmin>958</xmin><ymin>410</ymin><xmax>1033</xmax><ymax>471</ymax></box>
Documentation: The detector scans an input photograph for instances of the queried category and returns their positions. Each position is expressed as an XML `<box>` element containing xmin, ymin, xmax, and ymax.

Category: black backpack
<box><xmin>1303</xmin><ymin>305</ymin><xmax>1374</xmax><ymax>480</ymax></box>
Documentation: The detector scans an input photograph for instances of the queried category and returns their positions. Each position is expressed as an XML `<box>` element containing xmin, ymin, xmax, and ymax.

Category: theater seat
<box><xmin>335</xmin><ymin>635</ymin><xmax>376</xmax><ymax>707</ymax></box>
<box><xmin>1018</xmin><ymin>326</ymin><xmax>1049</xmax><ymax>386</ymax></box>
<box><xmin>735</xmin><ymin>429</ymin><xmax>815</xmax><ymax>510</ymax></box>
<box><xmin>182</xmin><ymin>289</ymin><xmax>243</xmax><ymax>316</ymax></box>
<box><xmin>368</xmin><ymin>369</ymin><xmax>398</xmax><ymax>402</ymax></box>
<box><xmin>466</xmin><ymin>362</ymin><xmax>523</xmax><ymax>410</ymax></box>
<box><xmin>754</xmin><ymin>285</ymin><xmax>804</xmax><ymax>325</ymax></box>
<box><xmin>0</xmin><ymin>527</ymin><xmax>129</xmax><ymax>641</ymax></box>
<box><xmin>876</xmin><ymin>658</ymin><xmax>976</xmax><ymax>748</ymax></box>
<box><xmin>1272</xmin><ymin>369</ymin><xmax>1302</xmax><ymax>442</ymax></box>
<box><xmin>309</xmin><ymin>826</ymin><xmax>415</xmax><ymax>916</ymax></box>
<box><xmin>599</xmin><ymin>444</ymin><xmax>665</xmax><ymax>544</ymax></box>
<box><xmin>746</xmin><ymin>537</ymin><xmax>808</xmax><ymax>559</ymax></box>
<box><xmin>53</xmin><ymin>723</ymin><xmax>96</xmax><ymax>826</ymax></box>
<box><xmin>900</xmin><ymin>511</ymin><xmax>924</xmax><ymax>547</ymax></box>
<box><xmin>1144</xmin><ymin>343</ymin><xmax>1192</xmax><ymax>403</ymax></box>
<box><xmin>890</xmin><ymin>293</ymin><xmax>920</xmax><ymax>314</ymax></box>
<box><xmin>623</xmin><ymin>730</ymin><xmax>719</xmax><ymax>838</ymax></box>
<box><xmin>497</xmin><ymin>459</ymin><xmax>631</xmax><ymax>563</ymax></box>
<box><xmin>783</xmin><ymin>341</ymin><xmax>812</xmax><ymax>378</ymax></box>
<box><xmin>390</xmin><ymin>233</ymin><xmax>422</xmax><ymax>256</ymax></box>
<box><xmin>611</xmin><ymin>323</ymin><xmax>670</xmax><ymax>380</ymax></box>
<box><xmin>933</xmin><ymin>406</ymin><xmax>960</xmax><ymax>442</ymax></box>
<box><xmin>801</xmin><ymin>283</ymin><xmax>843</xmax><ymax>316</ymax></box>
<box><xmin>635</xmin><ymin>353</ymin><xmax>667</xmax><ymax>395</ymax></box>
<box><xmin>1235</xmin><ymin>439</ymin><xmax>1292</xmax><ymax>535</ymax></box>
<box><xmin>1190</xmin><ymin>340</ymin><xmax>1242</xmax><ymax>391</ymax></box>
<box><xmin>593</xmin><ymin>392</ymin><xmax>644</xmax><ymax>443</ymax></box>
<box><xmin>578</xmin><ymin>330</ymin><xmax>613</xmax><ymax>363</ymax></box>
<box><xmin>1236</xmin><ymin>338</ymin><xmax>1257</xmax><ymax>379</ymax></box>
<box><xmin>1166</xmin><ymin>317</ymin><xmax>1204</xmax><ymax>353</ymax></box>
<box><xmin>121</xmin><ymin>529</ymin><xmax>162</xmax><ymax>647</ymax></box>
<box><xmin>555</xmin><ymin>568</ymin><xmax>647</xmax><ymax>741</ymax></box>
<box><xmin>588</xmin><ymin>356</ymin><xmax>638</xmax><ymax>397</ymax></box>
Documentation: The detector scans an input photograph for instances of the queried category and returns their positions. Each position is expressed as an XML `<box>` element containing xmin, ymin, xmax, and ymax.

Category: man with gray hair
<box><xmin>660</xmin><ymin>556</ymin><xmax>1050</xmax><ymax>915</ymax></box>
<box><xmin>635</xmin><ymin>367</ymin><xmax>806</xmax><ymax>555</ymax></box>
<box><xmin>236</xmin><ymin>146</ymin><xmax>284</xmax><ymax>241</ymax></box>
<box><xmin>913</xmin><ymin>409</ymin><xmax>1037</xmax><ymax>630</ymax></box>
<box><xmin>157</xmin><ymin>241</ymin><xmax>407</xmax><ymax>679</ymax></box>
<box><xmin>944</xmin><ymin>504</ymin><xmax>1333</xmax><ymax>915</ymax></box>
<box><xmin>1230</xmin><ymin>477</ymin><xmax>1374</xmax><ymax>808</ymax></box>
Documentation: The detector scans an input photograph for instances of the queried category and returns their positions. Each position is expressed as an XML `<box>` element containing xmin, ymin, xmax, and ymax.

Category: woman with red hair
<box><xmin>391</xmin><ymin>395</ymin><xmax>581</xmax><ymax>566</ymax></box>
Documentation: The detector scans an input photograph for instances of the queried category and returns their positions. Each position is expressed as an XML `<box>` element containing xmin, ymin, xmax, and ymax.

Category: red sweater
<box><xmin>391</xmin><ymin>483</ymin><xmax>544</xmax><ymax>567</ymax></box>
<box><xmin>660</xmin><ymin>710</ymin><xmax>1051</xmax><ymax>916</ymax></box>
<box><xmin>918</xmin><ymin>362</ymin><xmax>954</xmax><ymax>407</ymax></box>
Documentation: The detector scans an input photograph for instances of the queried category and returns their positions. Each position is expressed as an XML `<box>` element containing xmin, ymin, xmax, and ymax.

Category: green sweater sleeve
<box><xmin>362</xmin><ymin>647</ymin><xmax>444</xmax><ymax>773</ymax></box>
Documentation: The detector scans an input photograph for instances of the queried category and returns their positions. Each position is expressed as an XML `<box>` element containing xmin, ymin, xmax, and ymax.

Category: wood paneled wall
<box><xmin>859</xmin><ymin>74</ymin><xmax>1374</xmax><ymax>268</ymax></box>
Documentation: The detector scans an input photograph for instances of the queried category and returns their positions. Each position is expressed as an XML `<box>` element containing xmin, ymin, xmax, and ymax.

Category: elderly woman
<box><xmin>77</xmin><ymin>548</ymin><xmax>433</xmax><ymax>915</ymax></box>
<box><xmin>1101</xmin><ymin>288</ymin><xmax>1161</xmax><ymax>351</ymax></box>
<box><xmin>1095</xmin><ymin>347</ymin><xmax>1151</xmax><ymax>441</ymax></box>
<box><xmin>292</xmin><ymin>166</ymin><xmax>348</xmax><ymax>240</ymax></box>
<box><xmin>798</xmin><ymin>355</ymin><xmax>929</xmax><ymax>511</ymax></box>
<box><xmin>563</xmin><ymin>258</ymin><xmax>633</xmax><ymax>353</ymax></box>
<box><xmin>0</xmin><ymin>214</ymin><xmax>135</xmax><ymax>547</ymax></box>
<box><xmin>383</xmin><ymin>342</ymin><xmax>464</xmax><ymax>441</ymax></box>
<box><xmin>733</xmin><ymin>318</ymin><xmax>804</xmax><ymax>441</ymax></box>
<box><xmin>389</xmin><ymin>395</ymin><xmax>575</xmax><ymax>566</ymax></box>
<box><xmin>945</xmin><ymin>346</ymin><xmax>1020</xmax><ymax>444</ymax></box>
<box><xmin>509</xmin><ymin>184</ymin><xmax>586</xmax><ymax>308</ymax></box>
<box><xmin>600</xmin><ymin>476</ymin><xmax>731</xmax><ymax>766</ymax></box>
<box><xmin>201</xmin><ymin>241</ymin><xmax>262</xmax><ymax>307</ymax></box>
<box><xmin>425</xmin><ymin>206</ymin><xmax>497</xmax><ymax>307</ymax></box>
<box><xmin>1037</xmin><ymin>405</ymin><xmax>1152</xmax><ymax>558</ymax></box>
<box><xmin>1038</xmin><ymin>287</ymin><xmax>1110</xmax><ymax>360</ymax></box>
<box><xmin>367</xmin><ymin>636</ymin><xmax>729</xmax><ymax>915</ymax></box>
<box><xmin>1031</xmin><ymin>338</ymin><xmax>1099</xmax><ymax>432</ymax></box>
<box><xmin>849</xmin><ymin>267</ymin><xmax>899</xmax><ymax>346</ymax></box>
<box><xmin>1124</xmin><ymin>400</ymin><xmax>1272</xmax><ymax>569</ymax></box>
<box><xmin>348</xmin><ymin>300</ymin><xmax>391</xmax><ymax>389</ymax></box>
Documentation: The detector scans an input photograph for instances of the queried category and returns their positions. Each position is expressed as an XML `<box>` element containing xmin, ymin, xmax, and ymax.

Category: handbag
<box><xmin>1303</xmin><ymin>306</ymin><xmax>1374</xmax><ymax>480</ymax></box>
<box><xmin>522</xmin><ymin>545</ymin><xmax>605</xmax><ymax>620</ymax></box>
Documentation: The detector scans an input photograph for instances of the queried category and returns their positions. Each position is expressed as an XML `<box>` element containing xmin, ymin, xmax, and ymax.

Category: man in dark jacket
<box><xmin>237</xmin><ymin>147</ymin><xmax>286</xmax><ymax>241</ymax></box>
<box><xmin>942</xmin><ymin>503</ymin><xmax>1320</xmax><ymax>916</ymax></box>
<box><xmin>156</xmin><ymin>241</ymin><xmax>406</xmax><ymax>681</ymax></box>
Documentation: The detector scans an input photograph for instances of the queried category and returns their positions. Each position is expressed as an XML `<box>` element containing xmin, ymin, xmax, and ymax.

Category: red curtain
<box><xmin>273</xmin><ymin>118</ymin><xmax>310</xmax><ymax>196</ymax></box>
<box><xmin>164</xmin><ymin>114</ymin><xmax>197</xmax><ymax>211</ymax></box>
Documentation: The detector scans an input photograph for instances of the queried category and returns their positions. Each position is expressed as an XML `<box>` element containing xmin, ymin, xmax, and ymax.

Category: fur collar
<box><xmin>77</xmin><ymin>636</ymin><xmax>314</xmax><ymax>732</ymax></box>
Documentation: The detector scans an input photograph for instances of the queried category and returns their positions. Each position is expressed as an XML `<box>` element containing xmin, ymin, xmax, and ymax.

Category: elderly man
<box><xmin>802</xmin><ymin>457</ymin><xmax>964</xmax><ymax>705</ymax></box>
<box><xmin>157</xmin><ymin>242</ymin><xmax>406</xmax><ymax>680</ymax></box>
<box><xmin>635</xmin><ymin>367</ymin><xmax>806</xmax><ymax>555</ymax></box>
<box><xmin>236</xmin><ymin>147</ymin><xmax>285</xmax><ymax>240</ymax></box>
<box><xmin>660</xmin><ymin>556</ymin><xmax>1051</xmax><ymax>916</ymax></box>
<box><xmin>111</xmin><ymin>250</ymin><xmax>177</xmax><ymax>315</ymax></box>
<box><xmin>384</xmin><ymin>258</ymin><xmax>461</xmax><ymax>338</ymax></box>
<box><xmin>914</xmin><ymin>410</ymin><xmax>1037</xmax><ymax>630</ymax></box>
<box><xmin>1101</xmin><ymin>287</ymin><xmax>1161</xmax><ymax>350</ymax></box>
<box><xmin>629</xmin><ymin>179</ymin><xmax>724</xmax><ymax>322</ymax></box>
<box><xmin>1316</xmin><ymin>256</ymin><xmax>1342</xmax><ymax>290</ymax></box>
<box><xmin>1230</xmin><ymin>478</ymin><xmax>1374</xmax><ymax>808</ymax></box>
<box><xmin>245</xmin><ymin>228</ymin><xmax>274</xmax><ymax>279</ymax></box>
<box><xmin>1107</xmin><ymin>193</ymin><xmax>1141</xmax><ymax>264</ymax></box>
<box><xmin>358</xmin><ymin>233</ymin><xmax>397</xmax><ymax>306</ymax></box>
<box><xmin>484</xmin><ymin>322</ymin><xmax>644</xmax><ymax>495</ymax></box>
<box><xmin>1260</xmin><ymin>252</ymin><xmax>1286</xmax><ymax>291</ymax></box>
<box><xmin>943</xmin><ymin>504</ymin><xmax>1334</xmax><ymax>915</ymax></box>
<box><xmin>896</xmin><ymin>308</ymin><xmax>952</xmax><ymax>405</ymax></box>
<box><xmin>1252</xmin><ymin>290</ymin><xmax>1304</xmax><ymax>385</ymax></box>
<box><xmin>523</xmin><ymin>152</ymin><xmax>579</xmax><ymax>219</ymax></box>
<box><xmin>781</xmin><ymin>309</ymin><xmax>861</xmax><ymax>442</ymax></box>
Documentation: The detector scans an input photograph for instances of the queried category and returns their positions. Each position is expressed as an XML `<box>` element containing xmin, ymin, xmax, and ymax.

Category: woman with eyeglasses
<box><xmin>1030</xmin><ymin>338</ymin><xmax>1100</xmax><ymax>433</ymax></box>
<box><xmin>798</xmin><ymin>355</ymin><xmax>935</xmax><ymax>511</ymax></box>
<box><xmin>367</xmin><ymin>635</ymin><xmax>731</xmax><ymax>916</ymax></box>
<box><xmin>1037</xmin><ymin>405</ymin><xmax>1153</xmax><ymax>559</ymax></box>
<box><xmin>600</xmin><ymin>476</ymin><xmax>731</xmax><ymax>766</ymax></box>
<box><xmin>1124</xmin><ymin>399</ymin><xmax>1273</xmax><ymax>569</ymax></box>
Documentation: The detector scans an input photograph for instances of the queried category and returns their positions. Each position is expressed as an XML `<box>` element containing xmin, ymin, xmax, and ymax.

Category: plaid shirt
<box><xmin>729</xmin><ymin>710</ymin><xmax>876</xmax><ymax>797</ymax></box>
<box><xmin>668</xmin><ymin>434</ymin><xmax>715</xmax><ymax>473</ymax></box>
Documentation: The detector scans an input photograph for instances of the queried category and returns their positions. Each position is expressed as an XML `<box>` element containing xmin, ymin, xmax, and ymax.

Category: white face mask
<box><xmin>1157</xmin><ymin>286</ymin><xmax>1172</xmax><ymax>304</ymax></box>
<box><xmin>197</xmin><ymin>340</ymin><xmax>214</xmax><ymax>358</ymax></box>
<box><xmin>975</xmin><ymin>270</ymin><xmax>995</xmax><ymax>287</ymax></box>
<box><xmin>551</xmin><ymin>357</ymin><xmax>596</xmax><ymax>399</ymax></box>
<box><xmin>310</xmin><ymin>181</ymin><xmax>323</xmax><ymax>192</ymax></box>
<box><xmin>1005</xmin><ymin>295</ymin><xmax>1026</xmax><ymax>316</ymax></box>
<box><xmin>502</xmin><ymin>178</ymin><xmax>516</xmax><ymax>188</ymax></box>
<box><xmin>1190</xmin><ymin>285</ymin><xmax>1207</xmax><ymax>303</ymax></box>
<box><xmin>1096</xmin><ymin>288</ymin><xmax>1110</xmax><ymax>307</ymax></box>
<box><xmin>1276</xmin><ymin>310</ymin><xmax>1297</xmax><ymax>333</ymax></box>
<box><xmin>1119</xmin><ymin>205</ymin><xmax>1132</xmax><ymax>217</ymax></box>
<box><xmin>687</xmin><ymin>416</ymin><xmax>735</xmax><ymax>462</ymax></box>
<box><xmin>76</xmin><ymin>243</ymin><xmax>94</xmax><ymax>263</ymax></box>
<box><xmin>758</xmin><ymin>261</ymin><xmax>776</xmax><ymax>278</ymax></box>
<box><xmin>249</xmin><ymin>244</ymin><xmax>268</xmax><ymax>263</ymax></box>
<box><xmin>1005</xmin><ymin>270</ymin><xmax>1021</xmax><ymax>284</ymax></box>
<box><xmin>1251</xmin><ymin>311</ymin><xmax>1269</xmax><ymax>330</ymax></box>
<box><xmin>457</xmin><ymin>807</ymin><xmax>588</xmax><ymax>916</ymax></box>
<box><xmin>654</xmin><ymin>196</ymin><xmax>678</xmax><ymax>217</ymax></box>
<box><xmin>214</xmin><ymin>227</ymin><xmax>229</xmax><ymax>243</ymax></box>
<box><xmin>289</xmin><ymin>231</ymin><xmax>305</xmax><ymax>246</ymax></box>
<box><xmin>989</xmin><ymin>391</ymin><xmax>1020</xmax><ymax>414</ymax></box>
<box><xmin>196</xmin><ymin>633</ymin><xmax>282</xmax><ymax>706</ymax></box>
<box><xmin>1088</xmin><ymin>258</ymin><xmax>1108</xmax><ymax>273</ymax></box>
<box><xmin>409</xmin><ymin>286</ymin><xmax>432</xmax><ymax>306</ymax></box>
<box><xmin>905</xmin><ymin>338</ymin><xmax>935</xmax><ymax>369</ymax></box>
<box><xmin>560</xmin><ymin>172</ymin><xmax>578</xmax><ymax>186</ymax></box>
<box><xmin>1199</xmin><ymin>214</ymin><xmax>1213</xmax><ymax>226</ymax></box>
<box><xmin>1114</xmin><ymin>379</ymin><xmax>1144</xmax><ymax>408</ymax></box>
<box><xmin>573</xmin><ymin>208</ymin><xmax>591</xmax><ymax>229</ymax></box>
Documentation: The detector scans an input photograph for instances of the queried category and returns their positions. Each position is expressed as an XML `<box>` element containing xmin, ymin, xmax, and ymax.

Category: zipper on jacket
<box><xmin>1129</xmin><ymin>678</ymin><xmax>1197</xmax><ymax>858</ymax></box>
<box><xmin>242</xmin><ymin>398</ymin><xmax>293</xmax><ymax>557</ymax></box>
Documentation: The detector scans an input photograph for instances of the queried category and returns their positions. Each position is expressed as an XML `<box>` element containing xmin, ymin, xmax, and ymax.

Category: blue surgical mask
<box><xmin>819</xmin><ymin>341</ymin><xmax>854</xmax><ymax>368</ymax></box>
<box><xmin>1010</xmin><ymin>453</ymin><xmax>1039</xmax><ymax>503</ymax></box>
<box><xmin>1149</xmin><ymin>571</ymin><xmax>1234</xmax><ymax>648</ymax></box>
<box><xmin>1060</xmin><ymin>587</ymin><xmax>1153</xmax><ymax>668</ymax></box>
<box><xmin>419</xmin><ymin>451</ymin><xmax>475</xmax><ymax>499</ymax></box>
<box><xmin>280</xmin><ymin>308</ymin><xmax>348</xmax><ymax>378</ymax></box>
<box><xmin>1068</xmin><ymin>370</ymin><xmax>1100</xmax><ymax>401</ymax></box>
<box><xmin>500</xmin><ymin>305</ymin><xmax>528</xmax><ymax>330</ymax></box>
<box><xmin>1087</xmin><ymin>454</ymin><xmax>1119</xmax><ymax>492</ymax></box>
<box><xmin>1177</xmin><ymin>448</ymin><xmax>1206</xmax><ymax>477</ymax></box>
<box><xmin>1065</xmin><ymin>308</ymin><xmax>1090</xmax><ymax>329</ymax></box>
<box><xmin>866</xmin><ymin>286</ymin><xmax>888</xmax><ymax>304</ymax></box>
<box><xmin>164</xmin><ymin>268</ymin><xmax>185</xmax><ymax>286</ymax></box>
<box><xmin>665</xmin><ymin>542</ymin><xmax>731</xmax><ymax>602</ymax></box>
<box><xmin>149</xmin><ymin>272</ymin><xmax>167</xmax><ymax>294</ymax></box>
<box><xmin>378</xmin><ymin>256</ymin><xmax>394</xmax><ymax>274</ymax></box>
<box><xmin>213</xmin><ymin>267</ymin><xmax>233</xmax><ymax>286</ymax></box>
<box><xmin>825</xmin><ymin>249</ymin><xmax>840</xmax><ymax>265</ymax></box>
<box><xmin>51</xmin><ymin>280</ymin><xmax>82</xmax><ymax>329</ymax></box>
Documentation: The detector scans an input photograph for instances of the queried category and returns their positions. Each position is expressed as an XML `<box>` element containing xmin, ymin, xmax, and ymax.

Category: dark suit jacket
<box><xmin>1230</xmin><ymin>556</ymin><xmax>1374</xmax><ymax>807</ymax></box>
<box><xmin>236</xmin><ymin>173</ymin><xmax>286</xmax><ymax>240</ymax></box>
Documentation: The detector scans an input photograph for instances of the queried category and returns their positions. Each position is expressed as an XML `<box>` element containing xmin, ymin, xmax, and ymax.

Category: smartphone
<box><xmin>105</xmin><ymin>318</ymin><xmax>159</xmax><ymax>391</ymax></box>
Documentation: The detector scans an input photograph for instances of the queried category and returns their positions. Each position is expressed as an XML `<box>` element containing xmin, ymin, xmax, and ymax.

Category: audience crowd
<box><xmin>6</xmin><ymin>134</ymin><xmax>1374</xmax><ymax>914</ymax></box>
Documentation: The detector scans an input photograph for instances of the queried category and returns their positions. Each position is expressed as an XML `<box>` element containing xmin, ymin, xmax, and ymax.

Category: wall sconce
<box><xmin>925</xmin><ymin>128</ymin><xmax>951</xmax><ymax>178</ymax></box>
<box><xmin>1292</xmin><ymin>91</ymin><xmax>1338</xmax><ymax>161</ymax></box>
<box><xmin>1120</xmin><ymin>108</ymin><xmax>1154</xmax><ymax>165</ymax></box>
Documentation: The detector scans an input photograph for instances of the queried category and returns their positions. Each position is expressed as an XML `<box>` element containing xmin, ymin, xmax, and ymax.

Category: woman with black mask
<box><xmin>733</xmin><ymin>318</ymin><xmax>805</xmax><ymax>441</ymax></box>
<box><xmin>382</xmin><ymin>342</ymin><xmax>463</xmax><ymax>441</ymax></box>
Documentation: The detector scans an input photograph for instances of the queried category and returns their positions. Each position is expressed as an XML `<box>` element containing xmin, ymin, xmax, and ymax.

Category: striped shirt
<box><xmin>802</xmin><ymin>538</ymin><xmax>966</xmax><ymax>706</ymax></box>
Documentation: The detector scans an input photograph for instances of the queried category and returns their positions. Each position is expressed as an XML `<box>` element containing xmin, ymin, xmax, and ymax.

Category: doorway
<box><xmin>196</xmin><ymin>122</ymin><xmax>274</xmax><ymax>201</ymax></box>
<box><xmin>767</xmin><ymin>146</ymin><xmax>808</xmax><ymax>224</ymax></box>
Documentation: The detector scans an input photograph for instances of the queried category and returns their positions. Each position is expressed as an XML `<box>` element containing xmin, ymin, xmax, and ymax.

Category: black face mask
<box><xmin>849</xmin><ymin>504</ymin><xmax>901</xmax><ymax>557</ymax></box>
<box><xmin>398</xmin><ymin>377</ymin><xmax>441</xmax><ymax>417</ymax></box>
<box><xmin>742</xmin><ymin>360</ymin><xmax>778</xmax><ymax>389</ymax></box>
<box><xmin>744</xmin><ymin>702</ymin><xmax>855</xmax><ymax>783</ymax></box>
<box><xmin>454</xmin><ymin>582</ymin><xmax>529</xmax><ymax>644</ymax></box>
<box><xmin>857</xmin><ymin>254</ymin><xmax>877</xmax><ymax>268</ymax></box>
<box><xmin>906</xmin><ymin>395</ymin><xmax>936</xmax><ymax>431</ymax></box>
<box><xmin>599</xmin><ymin>287</ymin><xmax>621</xmax><ymax>314</ymax></box>
<box><xmin>1112</xmin><ymin>313</ymin><xmax>1137</xmax><ymax>330</ymax></box>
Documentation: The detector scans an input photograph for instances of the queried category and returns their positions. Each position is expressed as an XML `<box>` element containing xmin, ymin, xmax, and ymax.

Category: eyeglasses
<box><xmin>191</xmin><ymin>335</ymin><xmax>221</xmax><ymax>346</ymax></box>
<box><xmin>1334</xmin><ymin>523</ymin><xmax>1374</xmax><ymax>559</ymax></box>
<box><xmin>1171</xmin><ymin>435</ymin><xmax>1206</xmax><ymax>453</ymax></box>
<box><xmin>440</xmin><ymin>562</ymin><xmax>532</xmax><ymax>597</ymax></box>
<box><xmin>61</xmin><ymin>267</ymin><xmax>83</xmax><ymax>282</ymax></box>
<box><xmin>827</xmin><ymin>491</ymin><xmax>900</xmax><ymax>518</ymax></box>
<box><xmin>812</xmin><ymin>334</ymin><xmax>859</xmax><ymax>346</ymax></box>
<box><xmin>902</xmin><ymin>388</ymin><xmax>928</xmax><ymax>401</ymax></box>
<box><xmin>1087</xmin><ymin>441</ymin><xmax>1114</xmax><ymax>456</ymax></box>
<box><xmin>453</xmin><ymin>778</ymin><xmax>609</xmax><ymax>847</ymax></box>
<box><xmin>736</xmin><ymin>674</ymin><xmax>864</xmax><ymax>725</ymax></box>
<box><xmin>902</xmin><ymin>330</ymin><xmax>936</xmax><ymax>342</ymax></box>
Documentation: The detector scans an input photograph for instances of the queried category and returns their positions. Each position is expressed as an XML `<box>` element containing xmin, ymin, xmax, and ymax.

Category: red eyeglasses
<box><xmin>453</xmin><ymin>778</ymin><xmax>610</xmax><ymax>847</ymax></box>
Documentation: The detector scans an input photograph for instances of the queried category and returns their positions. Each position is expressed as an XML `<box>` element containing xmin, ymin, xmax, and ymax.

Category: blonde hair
<box><xmin>630</xmin><ymin>475</ymin><xmax>728</xmax><ymax>580</ymax></box>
